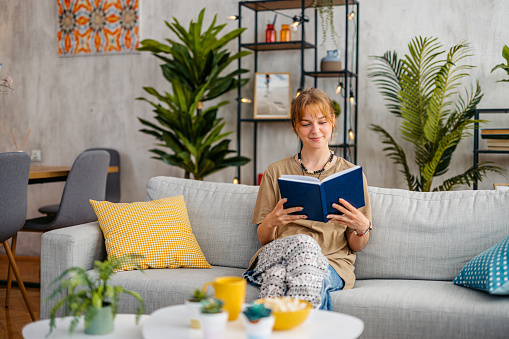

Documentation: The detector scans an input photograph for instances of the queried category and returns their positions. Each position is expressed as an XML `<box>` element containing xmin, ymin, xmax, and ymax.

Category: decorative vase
<box><xmin>280</xmin><ymin>24</ymin><xmax>291</xmax><ymax>42</ymax></box>
<box><xmin>242</xmin><ymin>314</ymin><xmax>275</xmax><ymax>339</ymax></box>
<box><xmin>84</xmin><ymin>305</ymin><xmax>114</xmax><ymax>335</ymax></box>
<box><xmin>198</xmin><ymin>310</ymin><xmax>228</xmax><ymax>339</ymax></box>
<box><xmin>265</xmin><ymin>24</ymin><xmax>276</xmax><ymax>42</ymax></box>
<box><xmin>184</xmin><ymin>300</ymin><xmax>202</xmax><ymax>329</ymax></box>
<box><xmin>320</xmin><ymin>49</ymin><xmax>342</xmax><ymax>72</ymax></box>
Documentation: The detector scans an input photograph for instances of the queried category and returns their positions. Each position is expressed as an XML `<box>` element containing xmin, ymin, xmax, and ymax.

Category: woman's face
<box><xmin>296</xmin><ymin>106</ymin><xmax>334</xmax><ymax>151</ymax></box>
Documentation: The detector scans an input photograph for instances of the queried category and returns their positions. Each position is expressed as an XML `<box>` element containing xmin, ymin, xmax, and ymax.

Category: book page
<box><xmin>279</xmin><ymin>175</ymin><xmax>320</xmax><ymax>185</ymax></box>
<box><xmin>321</xmin><ymin>165</ymin><xmax>361</xmax><ymax>183</ymax></box>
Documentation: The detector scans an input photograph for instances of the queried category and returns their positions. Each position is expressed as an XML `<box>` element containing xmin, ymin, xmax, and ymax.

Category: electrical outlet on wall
<box><xmin>31</xmin><ymin>149</ymin><xmax>42</xmax><ymax>162</ymax></box>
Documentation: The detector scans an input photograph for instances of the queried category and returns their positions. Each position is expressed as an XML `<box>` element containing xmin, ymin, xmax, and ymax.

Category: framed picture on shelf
<box><xmin>254</xmin><ymin>72</ymin><xmax>291</xmax><ymax>119</ymax></box>
<box><xmin>494</xmin><ymin>183</ymin><xmax>509</xmax><ymax>191</ymax></box>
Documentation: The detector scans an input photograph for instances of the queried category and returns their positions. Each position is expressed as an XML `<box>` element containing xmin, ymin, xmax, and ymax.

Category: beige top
<box><xmin>249</xmin><ymin>156</ymin><xmax>372</xmax><ymax>290</ymax></box>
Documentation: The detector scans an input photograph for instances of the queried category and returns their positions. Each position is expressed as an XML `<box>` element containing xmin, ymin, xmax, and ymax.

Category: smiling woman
<box><xmin>243</xmin><ymin>88</ymin><xmax>372</xmax><ymax>311</ymax></box>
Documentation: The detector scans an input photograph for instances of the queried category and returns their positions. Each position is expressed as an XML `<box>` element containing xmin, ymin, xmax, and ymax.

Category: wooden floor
<box><xmin>0</xmin><ymin>255</ymin><xmax>40</xmax><ymax>339</ymax></box>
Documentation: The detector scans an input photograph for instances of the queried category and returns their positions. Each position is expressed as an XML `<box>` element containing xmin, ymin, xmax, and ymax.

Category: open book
<box><xmin>278</xmin><ymin>166</ymin><xmax>365</xmax><ymax>223</ymax></box>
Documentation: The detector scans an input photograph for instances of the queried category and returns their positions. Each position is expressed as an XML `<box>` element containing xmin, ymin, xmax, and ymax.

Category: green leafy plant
<box><xmin>137</xmin><ymin>8</ymin><xmax>251</xmax><ymax>180</ymax></box>
<box><xmin>314</xmin><ymin>0</ymin><xmax>340</xmax><ymax>47</ymax></box>
<box><xmin>243</xmin><ymin>303</ymin><xmax>272</xmax><ymax>323</ymax></box>
<box><xmin>369</xmin><ymin>36</ymin><xmax>505</xmax><ymax>192</ymax></box>
<box><xmin>188</xmin><ymin>288</ymin><xmax>209</xmax><ymax>302</ymax></box>
<box><xmin>200</xmin><ymin>298</ymin><xmax>224</xmax><ymax>314</ymax></box>
<box><xmin>491</xmin><ymin>44</ymin><xmax>509</xmax><ymax>82</ymax></box>
<box><xmin>48</xmin><ymin>254</ymin><xmax>145</xmax><ymax>335</ymax></box>
<box><xmin>331</xmin><ymin>99</ymin><xmax>342</xmax><ymax>118</ymax></box>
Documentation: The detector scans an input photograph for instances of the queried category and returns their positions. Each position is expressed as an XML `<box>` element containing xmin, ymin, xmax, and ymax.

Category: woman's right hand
<box><xmin>257</xmin><ymin>198</ymin><xmax>306</xmax><ymax>245</ymax></box>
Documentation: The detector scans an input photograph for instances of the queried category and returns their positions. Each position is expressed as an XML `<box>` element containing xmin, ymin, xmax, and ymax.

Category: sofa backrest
<box><xmin>355</xmin><ymin>187</ymin><xmax>509</xmax><ymax>281</ymax></box>
<box><xmin>146</xmin><ymin>177</ymin><xmax>509</xmax><ymax>281</ymax></box>
<box><xmin>145</xmin><ymin>176</ymin><xmax>261</xmax><ymax>269</ymax></box>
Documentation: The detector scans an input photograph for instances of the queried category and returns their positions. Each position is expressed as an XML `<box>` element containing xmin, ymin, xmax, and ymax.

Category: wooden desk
<box><xmin>29</xmin><ymin>166</ymin><xmax>119</xmax><ymax>184</ymax></box>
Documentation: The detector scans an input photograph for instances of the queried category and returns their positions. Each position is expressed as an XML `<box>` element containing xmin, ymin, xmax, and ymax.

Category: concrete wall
<box><xmin>1</xmin><ymin>0</ymin><xmax>507</xmax><ymax>256</ymax></box>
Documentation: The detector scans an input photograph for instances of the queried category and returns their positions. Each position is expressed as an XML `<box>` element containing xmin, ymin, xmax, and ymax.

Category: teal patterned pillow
<box><xmin>454</xmin><ymin>235</ymin><xmax>509</xmax><ymax>294</ymax></box>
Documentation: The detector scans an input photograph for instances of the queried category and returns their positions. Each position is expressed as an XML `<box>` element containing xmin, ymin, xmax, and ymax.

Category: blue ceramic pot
<box><xmin>84</xmin><ymin>305</ymin><xmax>114</xmax><ymax>335</ymax></box>
<box><xmin>320</xmin><ymin>49</ymin><xmax>342</xmax><ymax>72</ymax></box>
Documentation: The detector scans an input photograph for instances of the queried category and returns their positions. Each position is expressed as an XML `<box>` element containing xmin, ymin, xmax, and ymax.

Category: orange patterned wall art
<box><xmin>57</xmin><ymin>0</ymin><xmax>140</xmax><ymax>56</ymax></box>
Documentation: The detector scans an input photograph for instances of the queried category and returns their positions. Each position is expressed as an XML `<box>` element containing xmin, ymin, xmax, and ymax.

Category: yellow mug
<box><xmin>203</xmin><ymin>276</ymin><xmax>246</xmax><ymax>321</ymax></box>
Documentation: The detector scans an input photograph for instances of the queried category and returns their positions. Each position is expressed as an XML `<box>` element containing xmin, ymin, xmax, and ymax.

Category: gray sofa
<box><xmin>41</xmin><ymin>176</ymin><xmax>509</xmax><ymax>338</ymax></box>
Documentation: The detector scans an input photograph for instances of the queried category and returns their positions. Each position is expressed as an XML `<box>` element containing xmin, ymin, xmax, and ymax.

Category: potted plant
<box><xmin>368</xmin><ymin>36</ymin><xmax>506</xmax><ymax>191</ymax></box>
<box><xmin>314</xmin><ymin>0</ymin><xmax>341</xmax><ymax>47</ymax></box>
<box><xmin>185</xmin><ymin>288</ymin><xmax>210</xmax><ymax>329</ymax></box>
<box><xmin>242</xmin><ymin>303</ymin><xmax>274</xmax><ymax>339</ymax></box>
<box><xmin>198</xmin><ymin>298</ymin><xmax>228</xmax><ymax>339</ymax></box>
<box><xmin>137</xmin><ymin>8</ymin><xmax>251</xmax><ymax>180</ymax></box>
<box><xmin>47</xmin><ymin>254</ymin><xmax>145</xmax><ymax>335</ymax></box>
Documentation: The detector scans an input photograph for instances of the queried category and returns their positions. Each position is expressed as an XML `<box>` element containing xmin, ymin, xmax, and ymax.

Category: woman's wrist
<box><xmin>354</xmin><ymin>221</ymin><xmax>372</xmax><ymax>237</ymax></box>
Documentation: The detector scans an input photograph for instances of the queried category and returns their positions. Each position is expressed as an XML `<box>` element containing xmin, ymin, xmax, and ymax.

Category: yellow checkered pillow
<box><xmin>89</xmin><ymin>196</ymin><xmax>211</xmax><ymax>272</ymax></box>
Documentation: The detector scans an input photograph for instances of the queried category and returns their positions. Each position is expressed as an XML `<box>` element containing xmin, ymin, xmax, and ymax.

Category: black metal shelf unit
<box><xmin>473</xmin><ymin>108</ymin><xmax>509</xmax><ymax>189</ymax></box>
<box><xmin>236</xmin><ymin>0</ymin><xmax>360</xmax><ymax>184</ymax></box>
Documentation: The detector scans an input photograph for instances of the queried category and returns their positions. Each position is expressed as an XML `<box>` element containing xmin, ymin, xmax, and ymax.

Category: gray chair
<box><xmin>23</xmin><ymin>150</ymin><xmax>110</xmax><ymax>232</ymax></box>
<box><xmin>0</xmin><ymin>152</ymin><xmax>36</xmax><ymax>320</ymax></box>
<box><xmin>38</xmin><ymin>148</ymin><xmax>120</xmax><ymax>215</ymax></box>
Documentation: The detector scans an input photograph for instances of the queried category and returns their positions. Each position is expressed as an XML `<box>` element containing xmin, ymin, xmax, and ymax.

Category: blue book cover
<box><xmin>277</xmin><ymin>166</ymin><xmax>365</xmax><ymax>223</ymax></box>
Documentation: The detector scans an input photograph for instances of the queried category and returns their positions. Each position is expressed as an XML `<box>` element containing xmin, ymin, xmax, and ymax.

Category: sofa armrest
<box><xmin>40</xmin><ymin>222</ymin><xmax>107</xmax><ymax>319</ymax></box>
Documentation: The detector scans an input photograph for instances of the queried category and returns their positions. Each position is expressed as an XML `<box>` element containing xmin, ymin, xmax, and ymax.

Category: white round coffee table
<box><xmin>142</xmin><ymin>304</ymin><xmax>364</xmax><ymax>339</ymax></box>
<box><xmin>22</xmin><ymin>314</ymin><xmax>148</xmax><ymax>338</ymax></box>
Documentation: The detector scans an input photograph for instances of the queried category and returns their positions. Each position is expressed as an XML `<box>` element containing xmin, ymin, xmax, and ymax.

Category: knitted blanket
<box><xmin>247</xmin><ymin>234</ymin><xmax>328</xmax><ymax>307</ymax></box>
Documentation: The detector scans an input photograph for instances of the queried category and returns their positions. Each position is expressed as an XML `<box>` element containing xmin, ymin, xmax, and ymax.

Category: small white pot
<box><xmin>242</xmin><ymin>314</ymin><xmax>275</xmax><ymax>339</ymax></box>
<box><xmin>198</xmin><ymin>310</ymin><xmax>228</xmax><ymax>339</ymax></box>
<box><xmin>184</xmin><ymin>300</ymin><xmax>202</xmax><ymax>329</ymax></box>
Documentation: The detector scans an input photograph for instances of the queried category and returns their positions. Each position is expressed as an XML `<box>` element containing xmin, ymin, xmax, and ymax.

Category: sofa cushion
<box><xmin>90</xmin><ymin>196</ymin><xmax>211</xmax><ymax>271</ymax></box>
<box><xmin>145</xmin><ymin>177</ymin><xmax>261</xmax><ymax>269</ymax></box>
<box><xmin>105</xmin><ymin>266</ymin><xmax>261</xmax><ymax>314</ymax></box>
<box><xmin>332</xmin><ymin>279</ymin><xmax>509</xmax><ymax>339</ymax></box>
<box><xmin>355</xmin><ymin>188</ymin><xmax>509</xmax><ymax>281</ymax></box>
<box><xmin>454</xmin><ymin>235</ymin><xmax>509</xmax><ymax>294</ymax></box>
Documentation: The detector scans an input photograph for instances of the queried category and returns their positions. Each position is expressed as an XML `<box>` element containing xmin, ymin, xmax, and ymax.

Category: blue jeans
<box><xmin>319</xmin><ymin>264</ymin><xmax>344</xmax><ymax>311</ymax></box>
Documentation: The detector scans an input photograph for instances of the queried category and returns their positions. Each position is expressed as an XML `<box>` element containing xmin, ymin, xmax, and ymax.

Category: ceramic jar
<box><xmin>280</xmin><ymin>24</ymin><xmax>291</xmax><ymax>42</ymax></box>
<box><xmin>184</xmin><ymin>300</ymin><xmax>202</xmax><ymax>329</ymax></box>
<box><xmin>198</xmin><ymin>310</ymin><xmax>229</xmax><ymax>339</ymax></box>
<box><xmin>265</xmin><ymin>24</ymin><xmax>276</xmax><ymax>42</ymax></box>
<box><xmin>320</xmin><ymin>49</ymin><xmax>342</xmax><ymax>72</ymax></box>
<box><xmin>242</xmin><ymin>314</ymin><xmax>275</xmax><ymax>339</ymax></box>
<box><xmin>84</xmin><ymin>305</ymin><xmax>114</xmax><ymax>335</ymax></box>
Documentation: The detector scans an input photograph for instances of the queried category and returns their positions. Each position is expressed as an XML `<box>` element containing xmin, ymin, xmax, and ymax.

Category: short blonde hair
<box><xmin>291</xmin><ymin>88</ymin><xmax>336</xmax><ymax>135</ymax></box>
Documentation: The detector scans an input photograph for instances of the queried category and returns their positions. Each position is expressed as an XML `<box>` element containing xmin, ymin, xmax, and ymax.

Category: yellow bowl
<box><xmin>257</xmin><ymin>298</ymin><xmax>312</xmax><ymax>331</ymax></box>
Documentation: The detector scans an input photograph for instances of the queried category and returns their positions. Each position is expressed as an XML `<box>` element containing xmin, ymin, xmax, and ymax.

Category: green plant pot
<box><xmin>84</xmin><ymin>305</ymin><xmax>114</xmax><ymax>335</ymax></box>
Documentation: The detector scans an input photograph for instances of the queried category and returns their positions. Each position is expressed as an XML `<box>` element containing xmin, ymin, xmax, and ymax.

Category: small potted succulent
<box><xmin>198</xmin><ymin>298</ymin><xmax>228</xmax><ymax>339</ymax></box>
<box><xmin>242</xmin><ymin>303</ymin><xmax>274</xmax><ymax>339</ymax></box>
<box><xmin>185</xmin><ymin>288</ymin><xmax>210</xmax><ymax>328</ymax></box>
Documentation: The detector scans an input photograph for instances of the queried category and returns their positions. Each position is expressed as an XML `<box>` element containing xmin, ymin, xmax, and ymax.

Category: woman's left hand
<box><xmin>327</xmin><ymin>198</ymin><xmax>370</xmax><ymax>234</ymax></box>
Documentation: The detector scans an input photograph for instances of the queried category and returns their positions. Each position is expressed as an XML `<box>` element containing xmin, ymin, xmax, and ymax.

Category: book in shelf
<box><xmin>481</xmin><ymin>128</ymin><xmax>509</xmax><ymax>139</ymax></box>
<box><xmin>278</xmin><ymin>166</ymin><xmax>365</xmax><ymax>223</ymax></box>
<box><xmin>486</xmin><ymin>139</ymin><xmax>509</xmax><ymax>150</ymax></box>
<box><xmin>487</xmin><ymin>146</ymin><xmax>509</xmax><ymax>151</ymax></box>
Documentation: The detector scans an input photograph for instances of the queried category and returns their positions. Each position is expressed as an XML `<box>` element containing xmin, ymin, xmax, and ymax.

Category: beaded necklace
<box><xmin>298</xmin><ymin>150</ymin><xmax>334</xmax><ymax>179</ymax></box>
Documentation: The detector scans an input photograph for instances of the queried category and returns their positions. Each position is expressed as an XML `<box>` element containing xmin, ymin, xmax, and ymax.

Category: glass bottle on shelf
<box><xmin>265</xmin><ymin>23</ymin><xmax>276</xmax><ymax>42</ymax></box>
<box><xmin>280</xmin><ymin>24</ymin><xmax>290</xmax><ymax>42</ymax></box>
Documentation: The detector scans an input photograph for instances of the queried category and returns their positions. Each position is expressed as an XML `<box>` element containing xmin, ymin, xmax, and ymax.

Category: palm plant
<box><xmin>48</xmin><ymin>254</ymin><xmax>145</xmax><ymax>335</ymax></box>
<box><xmin>137</xmin><ymin>9</ymin><xmax>251</xmax><ymax>180</ymax></box>
<box><xmin>369</xmin><ymin>36</ymin><xmax>505</xmax><ymax>192</ymax></box>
